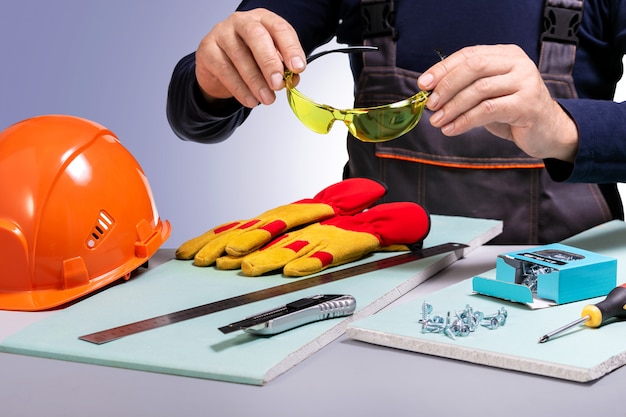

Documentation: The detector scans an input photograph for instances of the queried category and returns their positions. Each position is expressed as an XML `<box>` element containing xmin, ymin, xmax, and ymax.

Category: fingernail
<box><xmin>291</xmin><ymin>56</ymin><xmax>305</xmax><ymax>71</ymax></box>
<box><xmin>426</xmin><ymin>91</ymin><xmax>439</xmax><ymax>109</ymax></box>
<box><xmin>430</xmin><ymin>110</ymin><xmax>443</xmax><ymax>126</ymax></box>
<box><xmin>419</xmin><ymin>73</ymin><xmax>434</xmax><ymax>89</ymax></box>
<box><xmin>259</xmin><ymin>87</ymin><xmax>274</xmax><ymax>105</ymax></box>
<box><xmin>442</xmin><ymin>122</ymin><xmax>455</xmax><ymax>135</ymax></box>
<box><xmin>244</xmin><ymin>96</ymin><xmax>259</xmax><ymax>108</ymax></box>
<box><xmin>271</xmin><ymin>72</ymin><xmax>284</xmax><ymax>90</ymax></box>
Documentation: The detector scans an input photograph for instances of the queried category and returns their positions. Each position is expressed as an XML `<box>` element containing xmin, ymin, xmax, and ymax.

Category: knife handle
<box><xmin>244</xmin><ymin>295</ymin><xmax>356</xmax><ymax>335</ymax></box>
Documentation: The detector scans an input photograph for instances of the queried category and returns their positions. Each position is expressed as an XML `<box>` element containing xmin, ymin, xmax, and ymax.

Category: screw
<box><xmin>472</xmin><ymin>311</ymin><xmax>484</xmax><ymax>325</ymax></box>
<box><xmin>484</xmin><ymin>307</ymin><xmax>508</xmax><ymax>320</ymax></box>
<box><xmin>442</xmin><ymin>311</ymin><xmax>456</xmax><ymax>340</ymax></box>
<box><xmin>443</xmin><ymin>325</ymin><xmax>456</xmax><ymax>340</ymax></box>
<box><xmin>421</xmin><ymin>320</ymin><xmax>445</xmax><ymax>334</ymax></box>
<box><xmin>456</xmin><ymin>304</ymin><xmax>477</xmax><ymax>321</ymax></box>
<box><xmin>450</xmin><ymin>318</ymin><xmax>471</xmax><ymax>337</ymax></box>
<box><xmin>419</xmin><ymin>301</ymin><xmax>433</xmax><ymax>323</ymax></box>
<box><xmin>481</xmin><ymin>316</ymin><xmax>500</xmax><ymax>330</ymax></box>
<box><xmin>521</xmin><ymin>275</ymin><xmax>538</xmax><ymax>292</ymax></box>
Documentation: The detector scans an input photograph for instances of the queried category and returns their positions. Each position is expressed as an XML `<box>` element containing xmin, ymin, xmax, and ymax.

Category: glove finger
<box><xmin>225</xmin><ymin>229</ymin><xmax>273</xmax><ymax>258</ymax></box>
<box><xmin>224</xmin><ymin>204</ymin><xmax>334</xmax><ymax>257</ymax></box>
<box><xmin>311</xmin><ymin>177</ymin><xmax>386</xmax><ymax>216</ymax></box>
<box><xmin>192</xmin><ymin>229</ymin><xmax>247</xmax><ymax>266</ymax></box>
<box><xmin>215</xmin><ymin>254</ymin><xmax>244</xmax><ymax>270</ymax></box>
<box><xmin>283</xmin><ymin>229</ymin><xmax>380</xmax><ymax>277</ymax></box>
<box><xmin>175</xmin><ymin>221</ymin><xmax>244</xmax><ymax>260</ymax></box>
<box><xmin>323</xmin><ymin>202</ymin><xmax>430</xmax><ymax>247</ymax></box>
<box><xmin>240</xmin><ymin>233</ymin><xmax>323</xmax><ymax>277</ymax></box>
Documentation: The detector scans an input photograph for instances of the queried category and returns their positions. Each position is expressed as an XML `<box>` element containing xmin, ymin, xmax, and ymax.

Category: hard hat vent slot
<box><xmin>86</xmin><ymin>210</ymin><xmax>115</xmax><ymax>249</ymax></box>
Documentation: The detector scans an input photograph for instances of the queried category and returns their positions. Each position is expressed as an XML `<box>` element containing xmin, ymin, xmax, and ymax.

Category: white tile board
<box><xmin>346</xmin><ymin>220</ymin><xmax>626</xmax><ymax>382</ymax></box>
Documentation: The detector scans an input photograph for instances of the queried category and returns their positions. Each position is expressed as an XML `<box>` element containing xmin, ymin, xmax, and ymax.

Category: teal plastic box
<box><xmin>472</xmin><ymin>244</ymin><xmax>617</xmax><ymax>306</ymax></box>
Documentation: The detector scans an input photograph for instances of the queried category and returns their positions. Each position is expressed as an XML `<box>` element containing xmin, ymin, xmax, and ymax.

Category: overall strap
<box><xmin>538</xmin><ymin>0</ymin><xmax>584</xmax><ymax>98</ymax></box>
<box><xmin>360</xmin><ymin>0</ymin><xmax>397</xmax><ymax>67</ymax></box>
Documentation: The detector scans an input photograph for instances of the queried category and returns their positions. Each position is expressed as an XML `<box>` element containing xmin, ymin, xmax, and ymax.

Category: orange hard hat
<box><xmin>0</xmin><ymin>115</ymin><xmax>171</xmax><ymax>311</ymax></box>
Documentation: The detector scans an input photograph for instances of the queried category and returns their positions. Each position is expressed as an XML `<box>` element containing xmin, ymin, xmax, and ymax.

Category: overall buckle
<box><xmin>362</xmin><ymin>0</ymin><xmax>398</xmax><ymax>40</ymax></box>
<box><xmin>541</xmin><ymin>3</ymin><xmax>583</xmax><ymax>45</ymax></box>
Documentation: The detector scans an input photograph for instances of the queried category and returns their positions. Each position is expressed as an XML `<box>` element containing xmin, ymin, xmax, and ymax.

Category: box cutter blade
<box><xmin>218</xmin><ymin>294</ymin><xmax>357</xmax><ymax>335</ymax></box>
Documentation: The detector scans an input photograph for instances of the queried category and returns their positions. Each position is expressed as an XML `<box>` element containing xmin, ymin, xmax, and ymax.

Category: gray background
<box><xmin>1</xmin><ymin>0</ymin><xmax>624</xmax><ymax>248</ymax></box>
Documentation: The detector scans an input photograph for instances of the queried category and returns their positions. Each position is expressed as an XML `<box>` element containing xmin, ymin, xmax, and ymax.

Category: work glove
<box><xmin>235</xmin><ymin>201</ymin><xmax>431</xmax><ymax>277</ymax></box>
<box><xmin>175</xmin><ymin>178</ymin><xmax>386</xmax><ymax>266</ymax></box>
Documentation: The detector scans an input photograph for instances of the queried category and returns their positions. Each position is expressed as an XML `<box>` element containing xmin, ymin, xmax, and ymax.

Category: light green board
<box><xmin>0</xmin><ymin>216</ymin><xmax>501</xmax><ymax>385</ymax></box>
<box><xmin>347</xmin><ymin>220</ymin><xmax>626</xmax><ymax>382</ymax></box>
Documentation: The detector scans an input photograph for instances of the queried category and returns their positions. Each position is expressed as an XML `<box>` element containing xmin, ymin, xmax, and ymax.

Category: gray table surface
<box><xmin>1</xmin><ymin>246</ymin><xmax>624</xmax><ymax>417</ymax></box>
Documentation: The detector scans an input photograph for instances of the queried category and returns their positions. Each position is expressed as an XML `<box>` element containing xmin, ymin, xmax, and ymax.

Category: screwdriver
<box><xmin>538</xmin><ymin>283</ymin><xmax>626</xmax><ymax>343</ymax></box>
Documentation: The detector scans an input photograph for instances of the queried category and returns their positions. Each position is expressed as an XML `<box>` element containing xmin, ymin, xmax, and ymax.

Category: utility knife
<box><xmin>218</xmin><ymin>294</ymin><xmax>356</xmax><ymax>335</ymax></box>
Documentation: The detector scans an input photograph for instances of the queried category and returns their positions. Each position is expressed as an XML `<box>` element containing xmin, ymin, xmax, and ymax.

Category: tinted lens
<box><xmin>350</xmin><ymin>93</ymin><xmax>428</xmax><ymax>142</ymax></box>
<box><xmin>285</xmin><ymin>70</ymin><xmax>429</xmax><ymax>142</ymax></box>
<box><xmin>286</xmin><ymin>87</ymin><xmax>336</xmax><ymax>134</ymax></box>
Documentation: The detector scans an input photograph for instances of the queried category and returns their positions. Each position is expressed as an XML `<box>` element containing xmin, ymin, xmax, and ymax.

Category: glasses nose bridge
<box><xmin>327</xmin><ymin>107</ymin><xmax>354</xmax><ymax>126</ymax></box>
<box><xmin>327</xmin><ymin>108</ymin><xmax>360</xmax><ymax>137</ymax></box>
<box><xmin>313</xmin><ymin>106</ymin><xmax>352</xmax><ymax>134</ymax></box>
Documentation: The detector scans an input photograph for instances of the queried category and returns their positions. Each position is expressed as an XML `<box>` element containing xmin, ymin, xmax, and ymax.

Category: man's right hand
<box><xmin>195</xmin><ymin>8</ymin><xmax>306</xmax><ymax>108</ymax></box>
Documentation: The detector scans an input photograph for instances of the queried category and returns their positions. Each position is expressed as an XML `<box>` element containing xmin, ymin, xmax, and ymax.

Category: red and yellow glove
<box><xmin>175</xmin><ymin>178</ymin><xmax>386</xmax><ymax>266</ymax></box>
<box><xmin>236</xmin><ymin>201</ymin><xmax>430</xmax><ymax>277</ymax></box>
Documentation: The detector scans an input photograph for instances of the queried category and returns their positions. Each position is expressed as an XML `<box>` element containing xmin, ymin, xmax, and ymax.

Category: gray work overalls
<box><xmin>345</xmin><ymin>0</ymin><xmax>614</xmax><ymax>244</ymax></box>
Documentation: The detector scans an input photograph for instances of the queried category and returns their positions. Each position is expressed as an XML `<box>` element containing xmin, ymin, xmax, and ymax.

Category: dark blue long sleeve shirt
<box><xmin>166</xmin><ymin>0</ymin><xmax>626</xmax><ymax>184</ymax></box>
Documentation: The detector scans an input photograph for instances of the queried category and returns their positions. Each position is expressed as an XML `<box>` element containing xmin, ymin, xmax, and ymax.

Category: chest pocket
<box><xmin>354</xmin><ymin>65</ymin><xmax>543</xmax><ymax>169</ymax></box>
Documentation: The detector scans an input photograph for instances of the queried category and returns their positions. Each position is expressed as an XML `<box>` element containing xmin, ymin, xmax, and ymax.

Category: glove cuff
<box><xmin>295</xmin><ymin>178</ymin><xmax>386</xmax><ymax>215</ymax></box>
<box><xmin>322</xmin><ymin>202</ymin><xmax>430</xmax><ymax>246</ymax></box>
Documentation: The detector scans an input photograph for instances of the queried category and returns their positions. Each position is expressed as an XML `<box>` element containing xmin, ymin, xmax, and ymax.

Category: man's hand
<box><xmin>418</xmin><ymin>44</ymin><xmax>579</xmax><ymax>163</ymax></box>
<box><xmin>195</xmin><ymin>8</ymin><xmax>306</xmax><ymax>108</ymax></box>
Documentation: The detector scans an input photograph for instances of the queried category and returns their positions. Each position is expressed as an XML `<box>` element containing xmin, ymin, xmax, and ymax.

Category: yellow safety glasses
<box><xmin>285</xmin><ymin>46</ymin><xmax>430</xmax><ymax>143</ymax></box>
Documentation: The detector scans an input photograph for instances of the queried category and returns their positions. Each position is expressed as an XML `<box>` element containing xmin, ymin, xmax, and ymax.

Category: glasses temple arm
<box><xmin>306</xmin><ymin>46</ymin><xmax>379</xmax><ymax>64</ymax></box>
